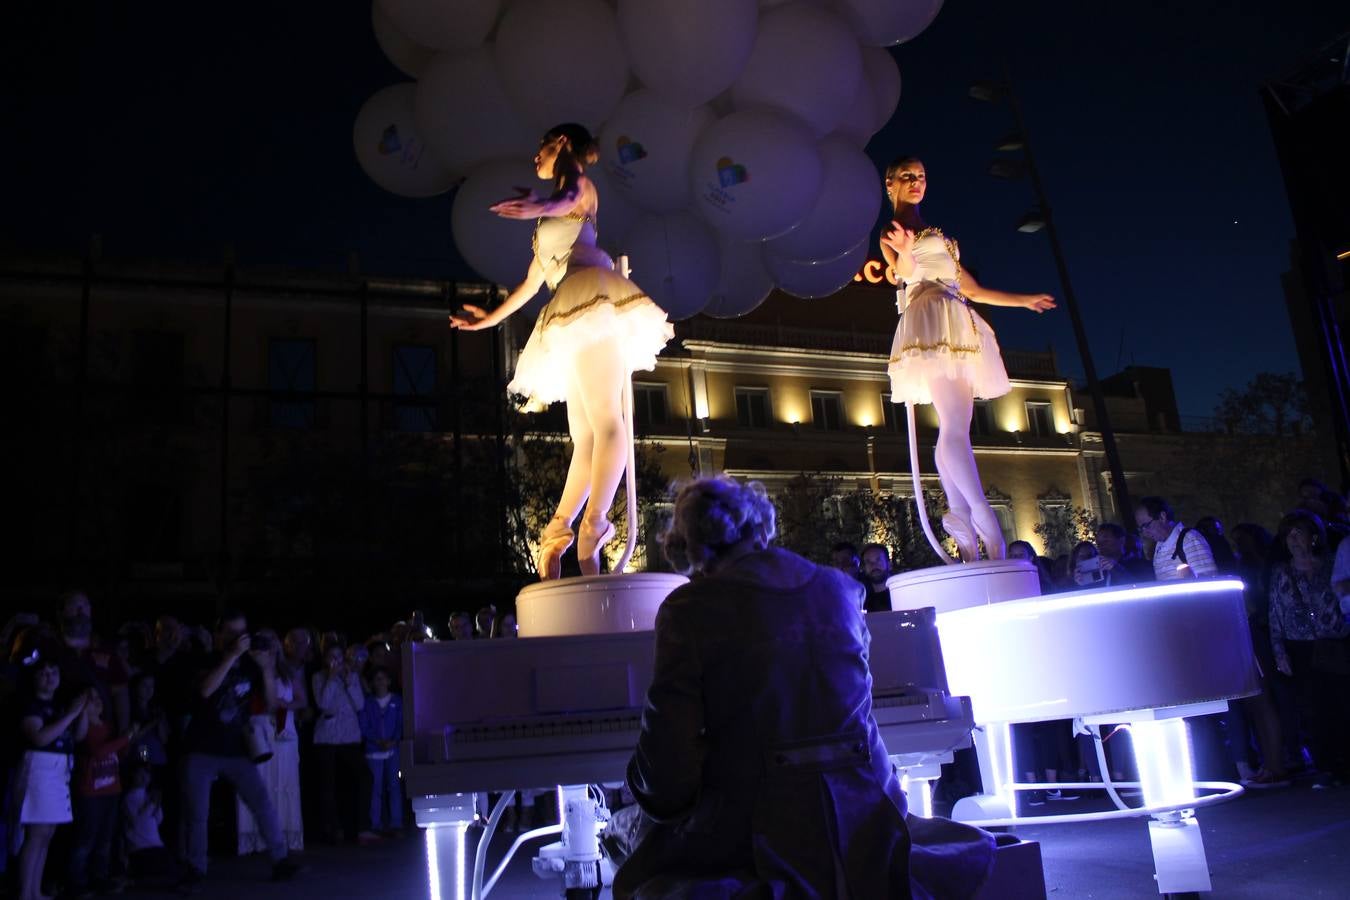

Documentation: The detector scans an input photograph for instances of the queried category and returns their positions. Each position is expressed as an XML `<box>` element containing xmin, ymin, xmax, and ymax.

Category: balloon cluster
<box><xmin>355</xmin><ymin>0</ymin><xmax>943</xmax><ymax>319</ymax></box>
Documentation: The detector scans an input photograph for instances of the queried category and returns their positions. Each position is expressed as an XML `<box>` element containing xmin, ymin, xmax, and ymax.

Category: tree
<box><xmin>770</xmin><ymin>473</ymin><xmax>952</xmax><ymax>570</ymax></box>
<box><xmin>1214</xmin><ymin>372</ymin><xmax>1312</xmax><ymax>437</ymax></box>
<box><xmin>1033</xmin><ymin>505</ymin><xmax>1095</xmax><ymax>558</ymax></box>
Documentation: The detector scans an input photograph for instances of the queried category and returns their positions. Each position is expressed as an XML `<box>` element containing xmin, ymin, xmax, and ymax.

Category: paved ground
<box><xmin>109</xmin><ymin>777</ymin><xmax>1350</xmax><ymax>899</ymax></box>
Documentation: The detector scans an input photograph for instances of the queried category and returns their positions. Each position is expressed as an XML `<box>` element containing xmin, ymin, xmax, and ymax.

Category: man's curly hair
<box><xmin>661</xmin><ymin>476</ymin><xmax>777</xmax><ymax>575</ymax></box>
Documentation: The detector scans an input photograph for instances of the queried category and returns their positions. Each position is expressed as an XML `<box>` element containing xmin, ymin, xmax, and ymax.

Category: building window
<box><xmin>633</xmin><ymin>382</ymin><xmax>668</xmax><ymax>429</ymax></box>
<box><xmin>735</xmin><ymin>387</ymin><xmax>770</xmax><ymax>428</ymax></box>
<box><xmin>392</xmin><ymin>344</ymin><xmax>438</xmax><ymax>432</ymax></box>
<box><xmin>972</xmin><ymin>400</ymin><xmax>995</xmax><ymax>436</ymax></box>
<box><xmin>131</xmin><ymin>330</ymin><xmax>185</xmax><ymax>426</ymax></box>
<box><xmin>1026</xmin><ymin>401</ymin><xmax>1053</xmax><ymax>437</ymax></box>
<box><xmin>268</xmin><ymin>338</ymin><xmax>316</xmax><ymax>429</ymax></box>
<box><xmin>881</xmin><ymin>393</ymin><xmax>900</xmax><ymax>432</ymax></box>
<box><xmin>810</xmin><ymin>391</ymin><xmax>843</xmax><ymax>431</ymax></box>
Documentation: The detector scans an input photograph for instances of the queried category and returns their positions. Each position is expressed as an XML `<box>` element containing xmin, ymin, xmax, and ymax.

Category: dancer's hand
<box><xmin>490</xmin><ymin>187</ymin><xmax>541</xmax><ymax>219</ymax></box>
<box><xmin>880</xmin><ymin>222</ymin><xmax>916</xmax><ymax>256</ymax></box>
<box><xmin>449</xmin><ymin>304</ymin><xmax>495</xmax><ymax>331</ymax></box>
<box><xmin>1022</xmin><ymin>293</ymin><xmax>1056</xmax><ymax>313</ymax></box>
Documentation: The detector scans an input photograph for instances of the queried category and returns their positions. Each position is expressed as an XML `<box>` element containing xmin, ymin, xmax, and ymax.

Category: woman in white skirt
<box><xmin>451</xmin><ymin>123</ymin><xmax>674</xmax><ymax>578</ymax></box>
<box><xmin>12</xmin><ymin>658</ymin><xmax>90</xmax><ymax>900</ymax></box>
<box><xmin>880</xmin><ymin>157</ymin><xmax>1055</xmax><ymax>561</ymax></box>
<box><xmin>237</xmin><ymin>629</ymin><xmax>304</xmax><ymax>853</ymax></box>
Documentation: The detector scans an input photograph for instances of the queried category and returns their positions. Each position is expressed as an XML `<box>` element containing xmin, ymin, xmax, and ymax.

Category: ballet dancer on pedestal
<box><xmin>450</xmin><ymin>123</ymin><xmax>674</xmax><ymax>579</ymax></box>
<box><xmin>880</xmin><ymin>156</ymin><xmax>1055</xmax><ymax>562</ymax></box>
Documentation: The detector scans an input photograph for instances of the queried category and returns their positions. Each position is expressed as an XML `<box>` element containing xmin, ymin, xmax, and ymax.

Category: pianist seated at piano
<box><xmin>609</xmin><ymin>476</ymin><xmax>997</xmax><ymax>900</ymax></box>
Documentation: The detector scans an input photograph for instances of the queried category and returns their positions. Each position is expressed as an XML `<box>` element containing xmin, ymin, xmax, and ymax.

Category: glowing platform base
<box><xmin>516</xmin><ymin>572</ymin><xmax>688</xmax><ymax>637</ymax></box>
<box><xmin>886</xmin><ymin>558</ymin><xmax>1041</xmax><ymax>616</ymax></box>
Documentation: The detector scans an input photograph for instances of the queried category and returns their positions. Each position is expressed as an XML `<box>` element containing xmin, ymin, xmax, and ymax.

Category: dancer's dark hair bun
<box><xmin>546</xmin><ymin>122</ymin><xmax>599</xmax><ymax>167</ymax></box>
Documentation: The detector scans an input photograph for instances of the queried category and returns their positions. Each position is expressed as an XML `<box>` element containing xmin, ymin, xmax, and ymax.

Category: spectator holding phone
<box><xmin>312</xmin><ymin>640</ymin><xmax>372</xmax><ymax>845</ymax></box>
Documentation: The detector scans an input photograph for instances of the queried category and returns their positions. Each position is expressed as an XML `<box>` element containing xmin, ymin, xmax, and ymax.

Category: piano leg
<box><xmin>953</xmin><ymin>721</ymin><xmax>1015</xmax><ymax>822</ymax></box>
<box><xmin>1130</xmin><ymin>715</ymin><xmax>1213</xmax><ymax>895</ymax></box>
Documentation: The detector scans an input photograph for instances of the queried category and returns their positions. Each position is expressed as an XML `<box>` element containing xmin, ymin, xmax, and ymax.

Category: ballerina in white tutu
<box><xmin>451</xmin><ymin>123</ymin><xmax>674</xmax><ymax>579</ymax></box>
<box><xmin>880</xmin><ymin>156</ymin><xmax>1055</xmax><ymax>562</ymax></box>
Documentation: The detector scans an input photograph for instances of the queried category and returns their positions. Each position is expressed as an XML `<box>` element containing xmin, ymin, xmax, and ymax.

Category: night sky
<box><xmin>2</xmin><ymin>1</ymin><xmax>1345</xmax><ymax>419</ymax></box>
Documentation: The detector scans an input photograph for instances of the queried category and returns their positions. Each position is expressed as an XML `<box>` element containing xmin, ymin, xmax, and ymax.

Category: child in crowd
<box><xmin>14</xmin><ymin>659</ymin><xmax>90</xmax><ymax>900</ymax></box>
<box><xmin>70</xmin><ymin>690</ymin><xmax>135</xmax><ymax>897</ymax></box>
<box><xmin>358</xmin><ymin>666</ymin><xmax>404</xmax><ymax>836</ymax></box>
<box><xmin>122</xmin><ymin>765</ymin><xmax>177</xmax><ymax>884</ymax></box>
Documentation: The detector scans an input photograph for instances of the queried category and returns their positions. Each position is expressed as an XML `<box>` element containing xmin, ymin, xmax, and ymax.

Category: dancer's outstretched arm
<box><xmin>958</xmin><ymin>265</ymin><xmax>1056</xmax><ymax>312</ymax></box>
<box><xmin>489</xmin><ymin>170</ymin><xmax>588</xmax><ymax>219</ymax></box>
<box><xmin>449</xmin><ymin>257</ymin><xmax>547</xmax><ymax>331</ymax></box>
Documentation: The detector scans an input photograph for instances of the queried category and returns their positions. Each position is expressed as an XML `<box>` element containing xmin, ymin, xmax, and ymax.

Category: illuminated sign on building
<box><xmin>854</xmin><ymin>260</ymin><xmax>898</xmax><ymax>286</ymax></box>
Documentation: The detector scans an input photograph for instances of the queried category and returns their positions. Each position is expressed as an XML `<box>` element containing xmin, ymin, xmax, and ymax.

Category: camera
<box><xmin>249</xmin><ymin>632</ymin><xmax>274</xmax><ymax>651</ymax></box>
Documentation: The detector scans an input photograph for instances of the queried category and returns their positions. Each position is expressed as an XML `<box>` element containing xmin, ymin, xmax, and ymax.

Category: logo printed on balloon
<box><xmin>615</xmin><ymin>136</ymin><xmax>648</xmax><ymax>164</ymax></box>
<box><xmin>377</xmin><ymin>124</ymin><xmax>424</xmax><ymax>171</ymax></box>
<box><xmin>716</xmin><ymin>157</ymin><xmax>750</xmax><ymax>188</ymax></box>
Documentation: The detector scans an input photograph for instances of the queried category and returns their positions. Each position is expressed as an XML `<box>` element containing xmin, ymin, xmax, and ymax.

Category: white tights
<box><xmin>928</xmin><ymin>375</ymin><xmax>1006</xmax><ymax>560</ymax></box>
<box><xmin>555</xmin><ymin>336</ymin><xmax>628</xmax><ymax>527</ymax></box>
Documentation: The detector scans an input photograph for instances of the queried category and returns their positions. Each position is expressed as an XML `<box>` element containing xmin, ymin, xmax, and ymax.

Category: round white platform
<box><xmin>516</xmin><ymin>572</ymin><xmax>689</xmax><ymax>637</ymax></box>
<box><xmin>936</xmin><ymin>578</ymin><xmax>1259</xmax><ymax>723</ymax></box>
<box><xmin>886</xmin><ymin>558</ymin><xmax>1041</xmax><ymax>615</ymax></box>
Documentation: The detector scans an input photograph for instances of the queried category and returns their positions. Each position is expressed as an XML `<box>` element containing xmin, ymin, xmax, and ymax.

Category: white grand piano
<box><xmin>400</xmin><ymin>604</ymin><xmax>995</xmax><ymax>899</ymax></box>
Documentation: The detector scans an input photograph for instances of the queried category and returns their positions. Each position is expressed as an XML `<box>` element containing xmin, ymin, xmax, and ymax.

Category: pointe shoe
<box><xmin>537</xmin><ymin>515</ymin><xmax>574</xmax><ymax>580</ymax></box>
<box><xmin>972</xmin><ymin>509</ymin><xmax>1007</xmax><ymax>561</ymax></box>
<box><xmin>942</xmin><ymin>512</ymin><xmax>980</xmax><ymax>562</ymax></box>
<box><xmin>577</xmin><ymin>515</ymin><xmax>616</xmax><ymax>576</ymax></box>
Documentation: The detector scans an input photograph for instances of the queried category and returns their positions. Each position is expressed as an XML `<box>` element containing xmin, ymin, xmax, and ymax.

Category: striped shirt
<box><xmin>1152</xmin><ymin>523</ymin><xmax>1217</xmax><ymax>581</ymax></box>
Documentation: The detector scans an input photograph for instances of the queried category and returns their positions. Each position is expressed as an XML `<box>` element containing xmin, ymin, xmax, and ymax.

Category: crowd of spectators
<box><xmin>1</xmin><ymin>595</ymin><xmax>520</xmax><ymax>898</ymax></box>
<box><xmin>827</xmin><ymin>476</ymin><xmax>1350</xmax><ymax>802</ymax></box>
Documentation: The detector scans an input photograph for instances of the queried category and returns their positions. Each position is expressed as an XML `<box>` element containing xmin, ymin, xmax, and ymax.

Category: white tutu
<box><xmin>508</xmin><ymin>265</ymin><xmax>674</xmax><ymax>407</ymax></box>
<box><xmin>887</xmin><ymin>282</ymin><xmax>1010</xmax><ymax>406</ymax></box>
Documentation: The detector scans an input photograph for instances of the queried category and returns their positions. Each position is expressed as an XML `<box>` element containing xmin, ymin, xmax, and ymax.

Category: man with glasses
<box><xmin>1134</xmin><ymin>496</ymin><xmax>1217</xmax><ymax>581</ymax></box>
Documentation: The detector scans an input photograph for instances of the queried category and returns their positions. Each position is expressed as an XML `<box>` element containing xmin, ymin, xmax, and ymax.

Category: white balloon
<box><xmin>862</xmin><ymin>45</ymin><xmax>902</xmax><ymax>133</ymax></box>
<box><xmin>451</xmin><ymin>158</ymin><xmax>540</xmax><ymax>286</ymax></box>
<box><xmin>765</xmin><ymin>238</ymin><xmax>868</xmax><ymax>299</ymax></box>
<box><xmin>415</xmin><ymin>46</ymin><xmax>537</xmax><ymax>177</ymax></box>
<box><xmin>833</xmin><ymin>0</ymin><xmax>944</xmax><ymax>47</ymax></box>
<box><xmin>496</xmin><ymin>0</ymin><xmax>629</xmax><ymax>132</ymax></box>
<box><xmin>353</xmin><ymin>84</ymin><xmax>458</xmax><ymax>198</ymax></box>
<box><xmin>704</xmin><ymin>236</ymin><xmax>775</xmax><ymax>318</ymax></box>
<box><xmin>830</xmin><ymin>69</ymin><xmax>876</xmax><ymax>147</ymax></box>
<box><xmin>730</xmin><ymin>3</ymin><xmax>862</xmax><ymax>136</ymax></box>
<box><xmin>375</xmin><ymin>0</ymin><xmax>501</xmax><ymax>52</ymax></box>
<box><xmin>688</xmin><ymin>107</ymin><xmax>823</xmax><ymax>241</ymax></box>
<box><xmin>765</xmin><ymin>135</ymin><xmax>880</xmax><ymax>262</ymax></box>
<box><xmin>587</xmin><ymin>165</ymin><xmax>643</xmax><ymax>257</ymax></box>
<box><xmin>616</xmin><ymin>0</ymin><xmax>758</xmax><ymax>107</ymax></box>
<box><xmin>624</xmin><ymin>212</ymin><xmax>721</xmax><ymax>320</ymax></box>
<box><xmin>599</xmin><ymin>91</ymin><xmax>714</xmax><ymax>214</ymax></box>
<box><xmin>371</xmin><ymin>3</ymin><xmax>435</xmax><ymax>79</ymax></box>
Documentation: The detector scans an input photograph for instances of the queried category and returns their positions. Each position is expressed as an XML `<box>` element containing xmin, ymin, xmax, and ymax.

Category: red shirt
<box><xmin>75</xmin><ymin>721</ymin><xmax>128</xmax><ymax>797</ymax></box>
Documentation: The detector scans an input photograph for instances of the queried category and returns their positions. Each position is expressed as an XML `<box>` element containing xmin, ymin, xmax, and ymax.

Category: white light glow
<box><xmin>425</xmin><ymin>822</ymin><xmax>468</xmax><ymax>900</ymax></box>
<box><xmin>942</xmin><ymin>578</ymin><xmax>1245</xmax><ymax>627</ymax></box>
<box><xmin>1132</xmin><ymin>719</ymin><xmax>1196</xmax><ymax>811</ymax></box>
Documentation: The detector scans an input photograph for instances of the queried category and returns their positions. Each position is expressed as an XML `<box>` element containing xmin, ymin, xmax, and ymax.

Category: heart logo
<box><xmin>378</xmin><ymin>124</ymin><xmax>402</xmax><ymax>155</ymax></box>
<box><xmin>716</xmin><ymin>156</ymin><xmax>749</xmax><ymax>188</ymax></box>
<box><xmin>616</xmin><ymin>135</ymin><xmax>648</xmax><ymax>164</ymax></box>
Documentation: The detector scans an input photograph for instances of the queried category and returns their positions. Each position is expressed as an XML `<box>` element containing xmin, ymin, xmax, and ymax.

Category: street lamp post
<box><xmin>972</xmin><ymin>76</ymin><xmax>1135</xmax><ymax>527</ymax></box>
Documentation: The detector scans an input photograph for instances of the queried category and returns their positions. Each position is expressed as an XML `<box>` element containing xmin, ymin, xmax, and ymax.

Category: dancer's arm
<box><xmin>880</xmin><ymin>222</ymin><xmax>917</xmax><ymax>282</ymax></box>
<box><xmin>959</xmin><ymin>265</ymin><xmax>1056</xmax><ymax>312</ymax></box>
<box><xmin>489</xmin><ymin>171</ymin><xmax>587</xmax><ymax>219</ymax></box>
<box><xmin>449</xmin><ymin>257</ymin><xmax>547</xmax><ymax>331</ymax></box>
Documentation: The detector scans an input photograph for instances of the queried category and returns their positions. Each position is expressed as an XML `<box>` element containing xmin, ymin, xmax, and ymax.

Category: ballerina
<box><xmin>451</xmin><ymin>123</ymin><xmax>674</xmax><ymax>579</ymax></box>
<box><xmin>880</xmin><ymin>156</ymin><xmax>1055</xmax><ymax>562</ymax></box>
